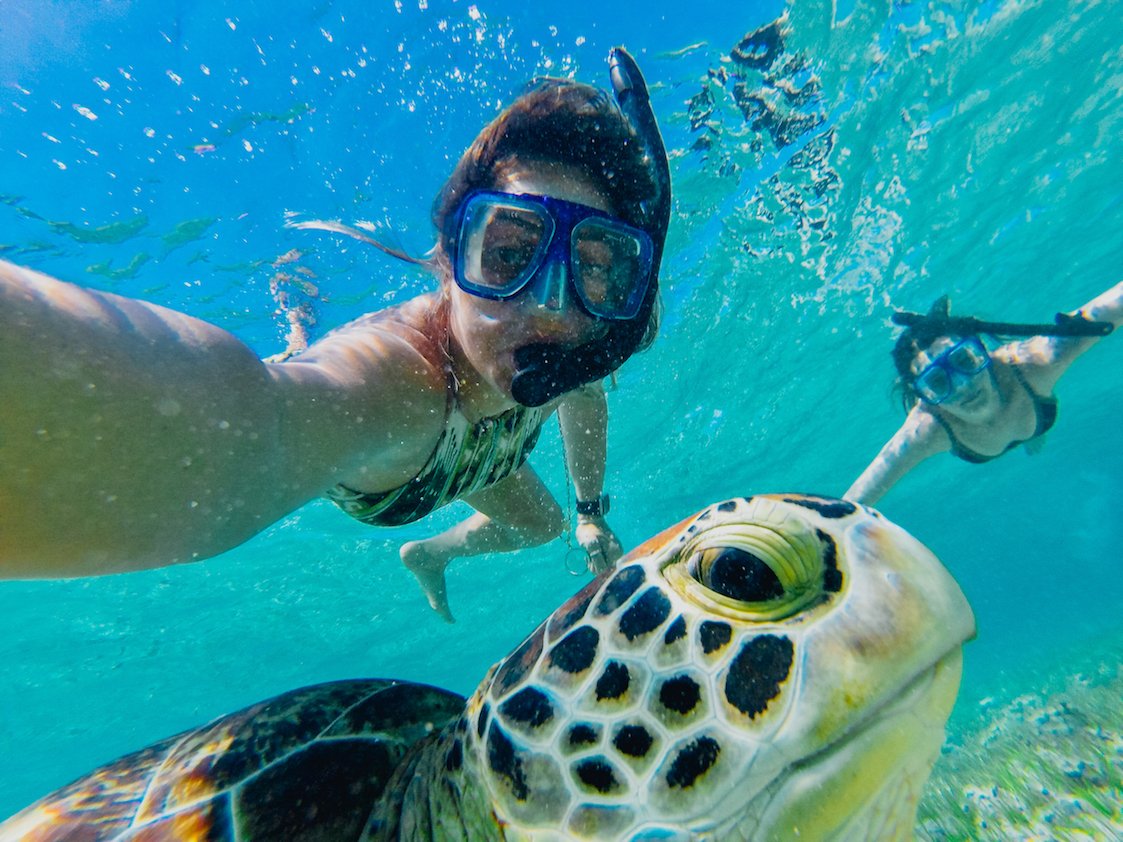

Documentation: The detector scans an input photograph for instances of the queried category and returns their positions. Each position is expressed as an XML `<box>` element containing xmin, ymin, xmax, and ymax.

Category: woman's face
<box><xmin>447</xmin><ymin>160</ymin><xmax>613</xmax><ymax>404</ymax></box>
<box><xmin>911</xmin><ymin>334</ymin><xmax>998</xmax><ymax>419</ymax></box>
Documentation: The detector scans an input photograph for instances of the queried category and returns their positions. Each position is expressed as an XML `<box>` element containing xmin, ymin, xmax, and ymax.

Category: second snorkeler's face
<box><xmin>911</xmin><ymin>335</ymin><xmax>996</xmax><ymax>417</ymax></box>
<box><xmin>447</xmin><ymin>160</ymin><xmax>613</xmax><ymax>406</ymax></box>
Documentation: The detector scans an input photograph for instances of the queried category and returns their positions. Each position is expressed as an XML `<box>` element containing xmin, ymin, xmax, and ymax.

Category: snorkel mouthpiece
<box><xmin>510</xmin><ymin>47</ymin><xmax>671</xmax><ymax>407</ymax></box>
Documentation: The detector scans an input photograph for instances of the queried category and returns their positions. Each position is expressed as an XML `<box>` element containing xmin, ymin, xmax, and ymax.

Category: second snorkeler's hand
<box><xmin>575</xmin><ymin>515</ymin><xmax>623</xmax><ymax>575</ymax></box>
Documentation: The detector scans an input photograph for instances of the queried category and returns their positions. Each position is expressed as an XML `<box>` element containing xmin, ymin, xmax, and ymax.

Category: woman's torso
<box><xmin>319</xmin><ymin>295</ymin><xmax>551</xmax><ymax>525</ymax></box>
<box><xmin>932</xmin><ymin>361</ymin><xmax>1058</xmax><ymax>463</ymax></box>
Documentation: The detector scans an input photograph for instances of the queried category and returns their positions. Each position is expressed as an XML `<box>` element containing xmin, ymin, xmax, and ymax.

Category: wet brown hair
<box><xmin>891</xmin><ymin>325</ymin><xmax>959</xmax><ymax>411</ymax></box>
<box><xmin>433</xmin><ymin>79</ymin><xmax>657</xmax><ymax>252</ymax></box>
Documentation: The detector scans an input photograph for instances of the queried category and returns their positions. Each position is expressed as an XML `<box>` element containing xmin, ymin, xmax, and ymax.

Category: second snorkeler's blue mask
<box><xmin>912</xmin><ymin>336</ymin><xmax>991</xmax><ymax>405</ymax></box>
<box><xmin>508</xmin><ymin>46</ymin><xmax>671</xmax><ymax>407</ymax></box>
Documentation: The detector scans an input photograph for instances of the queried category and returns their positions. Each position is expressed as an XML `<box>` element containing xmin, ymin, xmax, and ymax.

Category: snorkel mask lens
<box><xmin>914</xmin><ymin>366</ymin><xmax>953</xmax><ymax>404</ymax></box>
<box><xmin>945</xmin><ymin>336</ymin><xmax>989</xmax><ymax>373</ymax></box>
<box><xmin>458</xmin><ymin>195</ymin><xmax>552</xmax><ymax>295</ymax></box>
<box><xmin>454</xmin><ymin>191</ymin><xmax>654</xmax><ymax>320</ymax></box>
<box><xmin>913</xmin><ymin>336</ymin><xmax>990</xmax><ymax>404</ymax></box>
<box><xmin>570</xmin><ymin>217</ymin><xmax>653</xmax><ymax>319</ymax></box>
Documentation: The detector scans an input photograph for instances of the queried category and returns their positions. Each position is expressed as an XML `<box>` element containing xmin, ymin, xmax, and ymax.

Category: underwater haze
<box><xmin>1</xmin><ymin>0</ymin><xmax>1121</xmax><ymax>836</ymax></box>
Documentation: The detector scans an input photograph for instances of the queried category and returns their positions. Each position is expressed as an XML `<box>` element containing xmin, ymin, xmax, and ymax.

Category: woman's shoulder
<box><xmin>276</xmin><ymin>294</ymin><xmax>451</xmax><ymax>415</ymax></box>
<box><xmin>329</xmin><ymin>293</ymin><xmax>441</xmax><ymax>342</ymax></box>
<box><xmin>900</xmin><ymin>403</ymin><xmax>954</xmax><ymax>455</ymax></box>
<box><xmin>311</xmin><ymin>295</ymin><xmax>447</xmax><ymax>367</ymax></box>
<box><xmin>992</xmin><ymin>340</ymin><xmax>1061</xmax><ymax>395</ymax></box>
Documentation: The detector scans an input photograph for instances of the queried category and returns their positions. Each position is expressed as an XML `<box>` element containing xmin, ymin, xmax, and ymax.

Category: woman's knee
<box><xmin>518</xmin><ymin>500</ymin><xmax>567</xmax><ymax>545</ymax></box>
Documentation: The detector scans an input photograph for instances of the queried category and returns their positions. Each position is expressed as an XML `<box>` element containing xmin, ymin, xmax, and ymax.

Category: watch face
<box><xmin>577</xmin><ymin>495</ymin><xmax>609</xmax><ymax>516</ymax></box>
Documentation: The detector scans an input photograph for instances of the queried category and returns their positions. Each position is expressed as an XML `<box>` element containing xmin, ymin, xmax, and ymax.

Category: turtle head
<box><xmin>459</xmin><ymin>494</ymin><xmax>975</xmax><ymax>839</ymax></box>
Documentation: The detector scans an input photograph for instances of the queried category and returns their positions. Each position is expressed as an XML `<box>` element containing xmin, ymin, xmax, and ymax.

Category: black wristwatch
<box><xmin>576</xmin><ymin>494</ymin><xmax>610</xmax><ymax>518</ymax></box>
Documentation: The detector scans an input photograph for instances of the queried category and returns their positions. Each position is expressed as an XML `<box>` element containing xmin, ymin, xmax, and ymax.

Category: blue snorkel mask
<box><xmin>911</xmin><ymin>336</ymin><xmax>991</xmax><ymax>405</ymax></box>
<box><xmin>452</xmin><ymin>190</ymin><xmax>655</xmax><ymax>321</ymax></box>
<box><xmin>498</xmin><ymin>48</ymin><xmax>671</xmax><ymax>407</ymax></box>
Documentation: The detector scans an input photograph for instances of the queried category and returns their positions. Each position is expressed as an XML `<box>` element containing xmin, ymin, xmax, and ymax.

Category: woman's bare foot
<box><xmin>400</xmin><ymin>540</ymin><xmax>455</xmax><ymax>623</ymax></box>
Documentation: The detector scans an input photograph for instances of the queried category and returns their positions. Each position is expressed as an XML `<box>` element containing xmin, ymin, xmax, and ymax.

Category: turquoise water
<box><xmin>2</xmin><ymin>0</ymin><xmax>1121</xmax><ymax>826</ymax></box>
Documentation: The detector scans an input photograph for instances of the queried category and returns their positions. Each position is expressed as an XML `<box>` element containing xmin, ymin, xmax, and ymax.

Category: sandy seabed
<box><xmin>918</xmin><ymin>653</ymin><xmax>1123</xmax><ymax>841</ymax></box>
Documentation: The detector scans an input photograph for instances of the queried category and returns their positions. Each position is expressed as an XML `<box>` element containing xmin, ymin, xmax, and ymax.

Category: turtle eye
<box><xmin>689</xmin><ymin>547</ymin><xmax>784</xmax><ymax>602</ymax></box>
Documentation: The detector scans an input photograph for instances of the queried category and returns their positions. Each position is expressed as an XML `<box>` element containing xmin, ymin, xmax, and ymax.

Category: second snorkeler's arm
<box><xmin>557</xmin><ymin>383</ymin><xmax>624</xmax><ymax>573</ymax></box>
<box><xmin>844</xmin><ymin>408</ymin><xmax>952</xmax><ymax>506</ymax></box>
<box><xmin>1008</xmin><ymin>280</ymin><xmax>1123</xmax><ymax>391</ymax></box>
<box><xmin>0</xmin><ymin>261</ymin><xmax>444</xmax><ymax>576</ymax></box>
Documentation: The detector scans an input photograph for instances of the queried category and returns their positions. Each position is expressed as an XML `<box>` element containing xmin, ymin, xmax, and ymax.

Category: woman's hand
<box><xmin>575</xmin><ymin>514</ymin><xmax>623</xmax><ymax>574</ymax></box>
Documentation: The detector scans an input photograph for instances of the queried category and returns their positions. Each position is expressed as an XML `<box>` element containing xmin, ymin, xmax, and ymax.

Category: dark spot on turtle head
<box><xmin>784</xmin><ymin>496</ymin><xmax>857</xmax><ymax>519</ymax></box>
<box><xmin>476</xmin><ymin>702</ymin><xmax>491</xmax><ymax>739</ymax></box>
<box><xmin>742</xmin><ymin>496</ymin><xmax>754</xmax><ymax>505</ymax></box>
<box><xmin>666</xmin><ymin>736</ymin><xmax>721</xmax><ymax>788</ymax></box>
<box><xmin>594</xmin><ymin>565</ymin><xmax>647</xmax><ymax>616</ymax></box>
<box><xmin>716</xmin><ymin>500</ymin><xmax>737</xmax><ymax>513</ymax></box>
<box><xmin>699</xmin><ymin>621</ymin><xmax>733</xmax><ymax>654</ymax></box>
<box><xmin>595</xmin><ymin>662</ymin><xmax>630</xmax><ymax>701</ymax></box>
<box><xmin>547</xmin><ymin>626</ymin><xmax>600</xmax><ymax>674</ymax></box>
<box><xmin>574</xmin><ymin>758</ymin><xmax>622</xmax><ymax>794</ymax></box>
<box><xmin>491</xmin><ymin>622</ymin><xmax>546</xmax><ymax>697</ymax></box>
<box><xmin>724</xmin><ymin>634</ymin><xmax>794</xmax><ymax>718</ymax></box>
<box><xmin>619</xmin><ymin>587</ymin><xmax>671</xmax><ymax>641</ymax></box>
<box><xmin>816</xmin><ymin>528</ymin><xmax>843</xmax><ymax>593</ymax></box>
<box><xmin>696</xmin><ymin>510</ymin><xmax>711</xmax><ymax>522</ymax></box>
<box><xmin>499</xmin><ymin>687</ymin><xmax>555</xmax><ymax>729</ymax></box>
<box><xmin>613</xmin><ymin>725</ymin><xmax>654</xmax><ymax>758</ymax></box>
<box><xmin>445</xmin><ymin>738</ymin><xmax>463</xmax><ymax>772</ymax></box>
<box><xmin>548</xmin><ymin>580</ymin><xmax>597</xmax><ymax>641</ymax></box>
<box><xmin>659</xmin><ymin>675</ymin><xmax>702</xmax><ymax>715</ymax></box>
<box><xmin>568</xmin><ymin>723</ymin><xmax>600</xmax><ymax>747</ymax></box>
<box><xmin>664</xmin><ymin>615</ymin><xmax>687</xmax><ymax>645</ymax></box>
<box><xmin>487</xmin><ymin>724</ymin><xmax>528</xmax><ymax>801</ymax></box>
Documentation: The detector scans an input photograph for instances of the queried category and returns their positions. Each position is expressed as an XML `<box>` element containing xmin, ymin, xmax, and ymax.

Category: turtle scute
<box><xmin>0</xmin><ymin>494</ymin><xmax>974</xmax><ymax>842</ymax></box>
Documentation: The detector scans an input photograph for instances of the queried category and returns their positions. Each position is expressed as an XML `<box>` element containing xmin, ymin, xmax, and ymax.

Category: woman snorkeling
<box><xmin>845</xmin><ymin>281</ymin><xmax>1123</xmax><ymax>506</ymax></box>
<box><xmin>0</xmin><ymin>48</ymin><xmax>671</xmax><ymax>622</ymax></box>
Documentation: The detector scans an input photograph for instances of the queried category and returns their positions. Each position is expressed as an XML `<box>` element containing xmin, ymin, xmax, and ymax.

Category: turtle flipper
<box><xmin>1</xmin><ymin>679</ymin><xmax>465</xmax><ymax>842</ymax></box>
<box><xmin>0</xmin><ymin>734</ymin><xmax>182</xmax><ymax>841</ymax></box>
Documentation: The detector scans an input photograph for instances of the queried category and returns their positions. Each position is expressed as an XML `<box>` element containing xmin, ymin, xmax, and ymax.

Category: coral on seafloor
<box><xmin>917</xmin><ymin>655</ymin><xmax>1123</xmax><ymax>841</ymax></box>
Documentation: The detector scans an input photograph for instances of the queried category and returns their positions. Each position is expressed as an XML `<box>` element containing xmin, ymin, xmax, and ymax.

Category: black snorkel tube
<box><xmin>510</xmin><ymin>47</ymin><xmax>672</xmax><ymax>407</ymax></box>
<box><xmin>891</xmin><ymin>309</ymin><xmax>1113</xmax><ymax>338</ymax></box>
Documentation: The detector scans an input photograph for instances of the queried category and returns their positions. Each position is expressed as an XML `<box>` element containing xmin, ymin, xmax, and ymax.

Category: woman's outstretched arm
<box><xmin>844</xmin><ymin>408</ymin><xmax>951</xmax><ymax>507</ymax></box>
<box><xmin>0</xmin><ymin>261</ymin><xmax>442</xmax><ymax>577</ymax></box>
<box><xmin>1010</xmin><ymin>280</ymin><xmax>1123</xmax><ymax>391</ymax></box>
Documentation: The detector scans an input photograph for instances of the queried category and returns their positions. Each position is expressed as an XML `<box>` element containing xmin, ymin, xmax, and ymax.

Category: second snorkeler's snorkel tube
<box><xmin>892</xmin><ymin>302</ymin><xmax>1114</xmax><ymax>339</ymax></box>
<box><xmin>510</xmin><ymin>47</ymin><xmax>672</xmax><ymax>407</ymax></box>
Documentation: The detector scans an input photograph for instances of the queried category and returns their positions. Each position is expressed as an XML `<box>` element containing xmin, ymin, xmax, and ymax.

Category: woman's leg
<box><xmin>400</xmin><ymin>463</ymin><xmax>566</xmax><ymax>622</ymax></box>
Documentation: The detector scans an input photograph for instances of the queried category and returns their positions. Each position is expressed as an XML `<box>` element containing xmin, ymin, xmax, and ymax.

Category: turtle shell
<box><xmin>3</xmin><ymin>679</ymin><xmax>464</xmax><ymax>841</ymax></box>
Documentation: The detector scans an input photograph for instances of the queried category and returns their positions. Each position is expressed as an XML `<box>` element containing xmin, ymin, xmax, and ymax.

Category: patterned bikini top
<box><xmin>326</xmin><ymin>394</ymin><xmax>547</xmax><ymax>528</ymax></box>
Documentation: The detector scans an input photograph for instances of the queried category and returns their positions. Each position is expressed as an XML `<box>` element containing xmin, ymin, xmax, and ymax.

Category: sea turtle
<box><xmin>1</xmin><ymin>494</ymin><xmax>975</xmax><ymax>841</ymax></box>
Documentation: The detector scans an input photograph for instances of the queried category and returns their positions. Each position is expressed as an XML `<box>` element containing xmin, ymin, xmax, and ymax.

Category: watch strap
<box><xmin>576</xmin><ymin>494</ymin><xmax>610</xmax><ymax>517</ymax></box>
